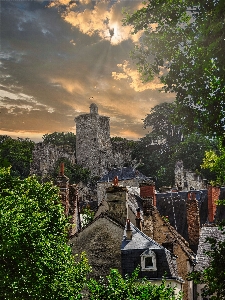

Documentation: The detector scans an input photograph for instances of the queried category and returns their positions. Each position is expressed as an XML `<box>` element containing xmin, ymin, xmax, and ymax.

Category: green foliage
<box><xmin>132</xmin><ymin>103</ymin><xmax>216</xmax><ymax>188</ymax></box>
<box><xmin>81</xmin><ymin>206</ymin><xmax>95</xmax><ymax>228</ymax></box>
<box><xmin>143</xmin><ymin>102</ymin><xmax>183</xmax><ymax>146</ymax></box>
<box><xmin>87</xmin><ymin>267</ymin><xmax>182</xmax><ymax>300</ymax></box>
<box><xmin>201</xmin><ymin>140</ymin><xmax>225</xmax><ymax>187</ymax></box>
<box><xmin>0</xmin><ymin>135</ymin><xmax>34</xmax><ymax>179</ymax></box>
<box><xmin>188</xmin><ymin>226</ymin><xmax>225</xmax><ymax>299</ymax></box>
<box><xmin>123</xmin><ymin>0</ymin><xmax>225</xmax><ymax>144</ymax></box>
<box><xmin>43</xmin><ymin>132</ymin><xmax>76</xmax><ymax>151</ymax></box>
<box><xmin>0</xmin><ymin>168</ymin><xmax>91</xmax><ymax>300</ymax></box>
<box><xmin>52</xmin><ymin>158</ymin><xmax>91</xmax><ymax>184</ymax></box>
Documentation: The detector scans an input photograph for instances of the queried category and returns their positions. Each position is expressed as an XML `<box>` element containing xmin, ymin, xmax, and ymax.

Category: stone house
<box><xmin>70</xmin><ymin>180</ymin><xmax>198</xmax><ymax>299</ymax></box>
<box><xmin>122</xmin><ymin>220</ymin><xmax>184</xmax><ymax>297</ymax></box>
<box><xmin>70</xmin><ymin>213</ymin><xmax>124</xmax><ymax>278</ymax></box>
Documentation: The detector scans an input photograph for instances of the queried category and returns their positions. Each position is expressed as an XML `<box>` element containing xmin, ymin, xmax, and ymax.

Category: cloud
<box><xmin>112</xmin><ymin>60</ymin><xmax>164</xmax><ymax>92</ymax></box>
<box><xmin>48</xmin><ymin>0</ymin><xmax>142</xmax><ymax>45</ymax></box>
<box><xmin>0</xmin><ymin>83</ymin><xmax>55</xmax><ymax>114</ymax></box>
<box><xmin>50</xmin><ymin>77</ymin><xmax>85</xmax><ymax>95</ymax></box>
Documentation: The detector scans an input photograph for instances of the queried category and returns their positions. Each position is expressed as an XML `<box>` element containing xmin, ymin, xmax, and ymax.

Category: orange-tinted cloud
<box><xmin>49</xmin><ymin>0</ymin><xmax>142</xmax><ymax>45</ymax></box>
<box><xmin>112</xmin><ymin>60</ymin><xmax>164</xmax><ymax>92</ymax></box>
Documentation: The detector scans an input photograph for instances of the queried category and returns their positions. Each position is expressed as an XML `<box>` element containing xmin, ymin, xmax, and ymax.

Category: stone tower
<box><xmin>75</xmin><ymin>103</ymin><xmax>113</xmax><ymax>177</ymax></box>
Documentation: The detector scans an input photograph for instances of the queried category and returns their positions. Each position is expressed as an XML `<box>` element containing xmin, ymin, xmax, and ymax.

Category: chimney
<box><xmin>60</xmin><ymin>162</ymin><xmax>64</xmax><ymax>176</ymax></box>
<box><xmin>126</xmin><ymin>219</ymin><xmax>132</xmax><ymax>240</ymax></box>
<box><xmin>208</xmin><ymin>185</ymin><xmax>220</xmax><ymax>223</ymax></box>
<box><xmin>106</xmin><ymin>184</ymin><xmax>127</xmax><ymax>225</ymax></box>
<box><xmin>140</xmin><ymin>180</ymin><xmax>156</xmax><ymax>206</ymax></box>
<box><xmin>135</xmin><ymin>207</ymin><xmax>141</xmax><ymax>230</ymax></box>
<box><xmin>186</xmin><ymin>191</ymin><xmax>200</xmax><ymax>253</ymax></box>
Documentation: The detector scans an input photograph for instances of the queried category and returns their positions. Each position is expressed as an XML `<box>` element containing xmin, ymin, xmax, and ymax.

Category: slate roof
<box><xmin>98</xmin><ymin>167</ymin><xmax>148</xmax><ymax>182</ymax></box>
<box><xmin>121</xmin><ymin>223</ymin><xmax>183</xmax><ymax>281</ymax></box>
<box><xmin>195</xmin><ymin>225</ymin><xmax>225</xmax><ymax>271</ymax></box>
<box><xmin>121</xmin><ymin>222</ymin><xmax>162</xmax><ymax>251</ymax></box>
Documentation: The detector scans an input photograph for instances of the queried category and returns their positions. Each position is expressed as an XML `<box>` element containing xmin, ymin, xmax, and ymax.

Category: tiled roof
<box><xmin>195</xmin><ymin>225</ymin><xmax>225</xmax><ymax>271</ymax></box>
<box><xmin>98</xmin><ymin>167</ymin><xmax>148</xmax><ymax>182</ymax></box>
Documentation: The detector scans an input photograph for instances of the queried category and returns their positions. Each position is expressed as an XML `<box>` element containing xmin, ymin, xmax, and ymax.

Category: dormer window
<box><xmin>141</xmin><ymin>249</ymin><xmax>157</xmax><ymax>271</ymax></box>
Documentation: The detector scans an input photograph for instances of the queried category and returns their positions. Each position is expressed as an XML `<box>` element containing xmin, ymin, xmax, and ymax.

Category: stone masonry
<box><xmin>30</xmin><ymin>143</ymin><xmax>75</xmax><ymax>178</ymax></box>
<box><xmin>75</xmin><ymin>103</ymin><xmax>113</xmax><ymax>177</ymax></box>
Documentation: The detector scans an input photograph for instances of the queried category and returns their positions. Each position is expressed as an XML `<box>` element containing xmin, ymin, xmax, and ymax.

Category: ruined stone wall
<box><xmin>30</xmin><ymin>142</ymin><xmax>75</xmax><ymax>178</ymax></box>
<box><xmin>174</xmin><ymin>160</ymin><xmax>206</xmax><ymax>191</ymax></box>
<box><xmin>111</xmin><ymin>140</ymin><xmax>135</xmax><ymax>169</ymax></box>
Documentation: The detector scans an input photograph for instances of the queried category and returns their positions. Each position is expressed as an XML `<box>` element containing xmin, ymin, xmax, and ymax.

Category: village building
<box><xmin>30</xmin><ymin>103</ymin><xmax>225</xmax><ymax>300</ymax></box>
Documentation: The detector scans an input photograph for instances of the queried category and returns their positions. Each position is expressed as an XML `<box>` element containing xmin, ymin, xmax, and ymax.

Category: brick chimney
<box><xmin>186</xmin><ymin>191</ymin><xmax>200</xmax><ymax>252</ymax></box>
<box><xmin>208</xmin><ymin>186</ymin><xmax>220</xmax><ymax>223</ymax></box>
<box><xmin>106</xmin><ymin>178</ymin><xmax>128</xmax><ymax>225</ymax></box>
<box><xmin>135</xmin><ymin>207</ymin><xmax>141</xmax><ymax>230</ymax></box>
<box><xmin>140</xmin><ymin>180</ymin><xmax>156</xmax><ymax>206</ymax></box>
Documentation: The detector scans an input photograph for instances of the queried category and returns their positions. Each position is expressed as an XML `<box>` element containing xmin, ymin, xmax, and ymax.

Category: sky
<box><xmin>0</xmin><ymin>0</ymin><xmax>175</xmax><ymax>143</ymax></box>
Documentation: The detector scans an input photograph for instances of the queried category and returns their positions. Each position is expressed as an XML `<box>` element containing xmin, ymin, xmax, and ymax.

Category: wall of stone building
<box><xmin>70</xmin><ymin>216</ymin><xmax>124</xmax><ymax>279</ymax></box>
<box><xmin>30</xmin><ymin>142</ymin><xmax>75</xmax><ymax>178</ymax></box>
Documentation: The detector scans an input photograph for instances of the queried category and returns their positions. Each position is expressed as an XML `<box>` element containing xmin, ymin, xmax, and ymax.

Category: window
<box><xmin>145</xmin><ymin>256</ymin><xmax>153</xmax><ymax>268</ymax></box>
<box><xmin>141</xmin><ymin>249</ymin><xmax>157</xmax><ymax>271</ymax></box>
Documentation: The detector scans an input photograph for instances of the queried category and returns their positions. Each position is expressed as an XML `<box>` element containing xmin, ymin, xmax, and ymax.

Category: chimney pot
<box><xmin>135</xmin><ymin>207</ymin><xmax>141</xmax><ymax>230</ymax></box>
<box><xmin>126</xmin><ymin>219</ymin><xmax>132</xmax><ymax>240</ymax></box>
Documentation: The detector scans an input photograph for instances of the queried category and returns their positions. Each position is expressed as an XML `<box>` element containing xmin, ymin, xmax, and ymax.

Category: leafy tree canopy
<box><xmin>201</xmin><ymin>140</ymin><xmax>225</xmax><ymax>187</ymax></box>
<box><xmin>87</xmin><ymin>267</ymin><xmax>183</xmax><ymax>300</ymax></box>
<box><xmin>43</xmin><ymin>132</ymin><xmax>76</xmax><ymax>151</ymax></box>
<box><xmin>132</xmin><ymin>102</ymin><xmax>217</xmax><ymax>188</ymax></box>
<box><xmin>52</xmin><ymin>158</ymin><xmax>91</xmax><ymax>184</ymax></box>
<box><xmin>0</xmin><ymin>167</ymin><xmax>90</xmax><ymax>300</ymax></box>
<box><xmin>123</xmin><ymin>0</ymin><xmax>225</xmax><ymax>143</ymax></box>
<box><xmin>0</xmin><ymin>135</ymin><xmax>34</xmax><ymax>179</ymax></box>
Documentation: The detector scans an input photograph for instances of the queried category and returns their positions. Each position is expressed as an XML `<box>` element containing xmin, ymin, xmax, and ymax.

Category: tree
<box><xmin>143</xmin><ymin>102</ymin><xmax>183</xmax><ymax>147</ymax></box>
<box><xmin>87</xmin><ymin>267</ymin><xmax>183</xmax><ymax>300</ymax></box>
<box><xmin>43</xmin><ymin>132</ymin><xmax>76</xmax><ymax>152</ymax></box>
<box><xmin>132</xmin><ymin>103</ymin><xmax>216</xmax><ymax>188</ymax></box>
<box><xmin>52</xmin><ymin>158</ymin><xmax>91</xmax><ymax>184</ymax></box>
<box><xmin>0</xmin><ymin>135</ymin><xmax>34</xmax><ymax>179</ymax></box>
<box><xmin>0</xmin><ymin>167</ymin><xmax>91</xmax><ymax>300</ymax></box>
<box><xmin>123</xmin><ymin>0</ymin><xmax>225</xmax><ymax>144</ymax></box>
<box><xmin>201</xmin><ymin>141</ymin><xmax>225</xmax><ymax>186</ymax></box>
